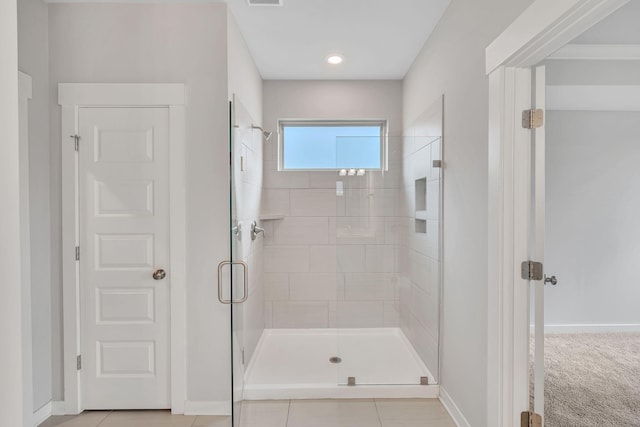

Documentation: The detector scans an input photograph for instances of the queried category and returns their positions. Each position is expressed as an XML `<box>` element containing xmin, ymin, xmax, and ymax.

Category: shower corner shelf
<box><xmin>415</xmin><ymin>210</ymin><xmax>427</xmax><ymax>221</ymax></box>
<box><xmin>259</xmin><ymin>214</ymin><xmax>286</xmax><ymax>221</ymax></box>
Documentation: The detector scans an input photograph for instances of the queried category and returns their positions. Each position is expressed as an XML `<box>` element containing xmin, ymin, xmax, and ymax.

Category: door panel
<box><xmin>79</xmin><ymin>107</ymin><xmax>170</xmax><ymax>409</ymax></box>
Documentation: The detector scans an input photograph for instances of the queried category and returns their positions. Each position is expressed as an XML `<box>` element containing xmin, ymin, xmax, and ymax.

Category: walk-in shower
<box><xmin>229</xmin><ymin>95</ymin><xmax>444</xmax><ymax>415</ymax></box>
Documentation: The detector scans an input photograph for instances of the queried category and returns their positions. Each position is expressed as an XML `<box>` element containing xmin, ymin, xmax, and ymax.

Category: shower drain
<box><xmin>329</xmin><ymin>356</ymin><xmax>342</xmax><ymax>364</ymax></box>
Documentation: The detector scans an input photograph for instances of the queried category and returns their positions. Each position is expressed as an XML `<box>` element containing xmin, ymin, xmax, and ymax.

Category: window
<box><xmin>278</xmin><ymin>120</ymin><xmax>386</xmax><ymax>171</ymax></box>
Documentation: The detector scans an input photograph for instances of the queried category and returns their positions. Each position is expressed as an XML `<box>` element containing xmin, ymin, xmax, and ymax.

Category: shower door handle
<box><xmin>217</xmin><ymin>260</ymin><xmax>249</xmax><ymax>304</ymax></box>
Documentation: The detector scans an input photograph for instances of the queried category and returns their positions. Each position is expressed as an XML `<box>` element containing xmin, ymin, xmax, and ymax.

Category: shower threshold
<box><xmin>243</xmin><ymin>328</ymin><xmax>439</xmax><ymax>400</ymax></box>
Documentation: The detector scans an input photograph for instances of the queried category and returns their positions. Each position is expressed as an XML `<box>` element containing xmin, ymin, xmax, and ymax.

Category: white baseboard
<box><xmin>183</xmin><ymin>401</ymin><xmax>231</xmax><ymax>416</ymax></box>
<box><xmin>51</xmin><ymin>401</ymin><xmax>66</xmax><ymax>415</ymax></box>
<box><xmin>32</xmin><ymin>402</ymin><xmax>52</xmax><ymax>427</ymax></box>
<box><xmin>439</xmin><ymin>387</ymin><xmax>470</xmax><ymax>427</ymax></box>
<box><xmin>538</xmin><ymin>324</ymin><xmax>640</xmax><ymax>333</ymax></box>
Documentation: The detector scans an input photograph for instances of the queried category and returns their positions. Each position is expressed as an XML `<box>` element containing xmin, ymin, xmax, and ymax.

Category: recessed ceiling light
<box><xmin>326</xmin><ymin>54</ymin><xmax>344</xmax><ymax>65</ymax></box>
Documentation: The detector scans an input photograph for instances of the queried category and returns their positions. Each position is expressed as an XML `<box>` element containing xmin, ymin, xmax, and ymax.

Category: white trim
<box><xmin>547</xmin><ymin>85</ymin><xmax>640</xmax><ymax>111</ymax></box>
<box><xmin>548</xmin><ymin>43</ymin><xmax>640</xmax><ymax>60</ymax></box>
<box><xmin>243</xmin><ymin>385</ymin><xmax>440</xmax><ymax>401</ymax></box>
<box><xmin>18</xmin><ymin>71</ymin><xmax>34</xmax><ymax>427</ymax></box>
<box><xmin>439</xmin><ymin>387</ymin><xmax>471</xmax><ymax>427</ymax></box>
<box><xmin>32</xmin><ymin>402</ymin><xmax>52</xmax><ymax>427</ymax></box>
<box><xmin>543</xmin><ymin>324</ymin><xmax>640</xmax><ymax>333</ymax></box>
<box><xmin>183</xmin><ymin>401</ymin><xmax>231</xmax><ymax>416</ymax></box>
<box><xmin>486</xmin><ymin>0</ymin><xmax>630</xmax><ymax>74</ymax></box>
<box><xmin>60</xmin><ymin>83</ymin><xmax>187</xmax><ymax>414</ymax></box>
<box><xmin>0</xmin><ymin>2</ymin><xmax>23</xmax><ymax>424</ymax></box>
<box><xmin>486</xmin><ymin>1</ymin><xmax>630</xmax><ymax>426</ymax></box>
<box><xmin>51</xmin><ymin>401</ymin><xmax>66</xmax><ymax>416</ymax></box>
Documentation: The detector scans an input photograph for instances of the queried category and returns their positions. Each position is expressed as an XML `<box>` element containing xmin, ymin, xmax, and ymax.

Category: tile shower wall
<box><xmin>398</xmin><ymin>102</ymin><xmax>443</xmax><ymax>378</ymax></box>
<box><xmin>233</xmin><ymin>100</ymin><xmax>265</xmax><ymax>364</ymax></box>
<box><xmin>261</xmin><ymin>174</ymin><xmax>401</xmax><ymax>329</ymax></box>
<box><xmin>261</xmin><ymin>80</ymin><xmax>403</xmax><ymax>329</ymax></box>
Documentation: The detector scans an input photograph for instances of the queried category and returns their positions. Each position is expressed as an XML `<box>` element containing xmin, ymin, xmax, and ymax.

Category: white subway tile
<box><xmin>265</xmin><ymin>273</ymin><xmax>290</xmax><ymax>301</ymax></box>
<box><xmin>264</xmin><ymin>302</ymin><xmax>273</xmax><ymax>328</ymax></box>
<box><xmin>271</xmin><ymin>217</ymin><xmax>329</xmax><ymax>245</ymax></box>
<box><xmin>290</xmin><ymin>189</ymin><xmax>340</xmax><ymax>217</ymax></box>
<box><xmin>263</xmin><ymin>161</ymin><xmax>310</xmax><ymax>189</ymax></box>
<box><xmin>261</xmin><ymin>189</ymin><xmax>290</xmax><ymax>216</ymax></box>
<box><xmin>309</xmin><ymin>171</ymin><xmax>342</xmax><ymax>189</ymax></box>
<box><xmin>264</xmin><ymin>246</ymin><xmax>309</xmax><ymax>273</ymax></box>
<box><xmin>309</xmin><ymin>245</ymin><xmax>337</xmax><ymax>272</ymax></box>
<box><xmin>344</xmin><ymin>273</ymin><xmax>395</xmax><ymax>300</ymax></box>
<box><xmin>383</xmin><ymin>301</ymin><xmax>400</xmax><ymax>327</ymax></box>
<box><xmin>337</xmin><ymin>245</ymin><xmax>365</xmax><ymax>272</ymax></box>
<box><xmin>365</xmin><ymin>245</ymin><xmax>397</xmax><ymax>273</ymax></box>
<box><xmin>335</xmin><ymin>301</ymin><xmax>384</xmax><ymax>328</ymax></box>
<box><xmin>289</xmin><ymin>273</ymin><xmax>344</xmax><ymax>301</ymax></box>
<box><xmin>330</xmin><ymin>217</ymin><xmax>386</xmax><ymax>245</ymax></box>
<box><xmin>345</xmin><ymin>188</ymin><xmax>398</xmax><ymax>217</ymax></box>
<box><xmin>410</xmin><ymin>251</ymin><xmax>431</xmax><ymax>294</ymax></box>
<box><xmin>272</xmin><ymin>302</ymin><xmax>329</xmax><ymax>328</ymax></box>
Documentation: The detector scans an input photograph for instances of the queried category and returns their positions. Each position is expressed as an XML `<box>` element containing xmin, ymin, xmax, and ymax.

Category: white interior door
<box><xmin>532</xmin><ymin>65</ymin><xmax>546</xmax><ymax>421</ymax></box>
<box><xmin>79</xmin><ymin>107</ymin><xmax>170</xmax><ymax>409</ymax></box>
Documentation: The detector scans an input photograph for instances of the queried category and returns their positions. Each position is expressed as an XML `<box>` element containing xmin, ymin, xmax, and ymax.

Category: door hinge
<box><xmin>521</xmin><ymin>261</ymin><xmax>544</xmax><ymax>281</ymax></box>
<box><xmin>521</xmin><ymin>411</ymin><xmax>542</xmax><ymax>427</ymax></box>
<box><xmin>522</xmin><ymin>109</ymin><xmax>544</xmax><ymax>129</ymax></box>
<box><xmin>241</xmin><ymin>348</ymin><xmax>245</xmax><ymax>365</ymax></box>
<box><xmin>77</xmin><ymin>355</ymin><xmax>82</xmax><ymax>371</ymax></box>
<box><xmin>70</xmin><ymin>134</ymin><xmax>80</xmax><ymax>151</ymax></box>
<box><xmin>75</xmin><ymin>246</ymin><xmax>80</xmax><ymax>261</ymax></box>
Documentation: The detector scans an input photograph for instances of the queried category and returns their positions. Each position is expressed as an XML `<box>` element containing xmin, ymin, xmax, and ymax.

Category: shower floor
<box><xmin>243</xmin><ymin>328</ymin><xmax>438</xmax><ymax>400</ymax></box>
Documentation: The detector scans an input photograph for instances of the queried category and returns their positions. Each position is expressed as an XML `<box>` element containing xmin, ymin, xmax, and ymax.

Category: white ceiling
<box><xmin>227</xmin><ymin>0</ymin><xmax>451</xmax><ymax>80</ymax></box>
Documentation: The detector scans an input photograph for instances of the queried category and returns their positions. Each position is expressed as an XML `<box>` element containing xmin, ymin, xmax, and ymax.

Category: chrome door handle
<box><xmin>251</xmin><ymin>221</ymin><xmax>265</xmax><ymax>241</ymax></box>
<box><xmin>544</xmin><ymin>275</ymin><xmax>558</xmax><ymax>286</ymax></box>
<box><xmin>217</xmin><ymin>260</ymin><xmax>249</xmax><ymax>304</ymax></box>
<box><xmin>153</xmin><ymin>269</ymin><xmax>166</xmax><ymax>280</ymax></box>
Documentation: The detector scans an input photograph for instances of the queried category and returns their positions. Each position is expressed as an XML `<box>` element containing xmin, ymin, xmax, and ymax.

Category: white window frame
<box><xmin>277</xmin><ymin>119</ymin><xmax>388</xmax><ymax>171</ymax></box>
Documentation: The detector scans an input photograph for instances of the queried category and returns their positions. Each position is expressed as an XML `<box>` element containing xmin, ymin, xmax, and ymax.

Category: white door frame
<box><xmin>18</xmin><ymin>71</ymin><xmax>34</xmax><ymax>425</ymax></box>
<box><xmin>59</xmin><ymin>84</ymin><xmax>187</xmax><ymax>415</ymax></box>
<box><xmin>485</xmin><ymin>0</ymin><xmax>629</xmax><ymax>426</ymax></box>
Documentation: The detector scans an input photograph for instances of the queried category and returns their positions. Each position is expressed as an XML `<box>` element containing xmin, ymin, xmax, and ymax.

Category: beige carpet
<box><xmin>531</xmin><ymin>333</ymin><xmax>640</xmax><ymax>427</ymax></box>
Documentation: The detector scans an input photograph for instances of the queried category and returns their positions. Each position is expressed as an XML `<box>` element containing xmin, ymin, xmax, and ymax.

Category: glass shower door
<box><xmin>335</xmin><ymin>135</ymin><xmax>443</xmax><ymax>387</ymax></box>
<box><xmin>227</xmin><ymin>99</ymin><xmax>247</xmax><ymax>427</ymax></box>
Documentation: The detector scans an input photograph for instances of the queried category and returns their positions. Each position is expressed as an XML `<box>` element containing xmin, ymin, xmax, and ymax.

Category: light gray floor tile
<box><xmin>239</xmin><ymin>400</ymin><xmax>289</xmax><ymax>426</ymax></box>
<box><xmin>287</xmin><ymin>399</ymin><xmax>381</xmax><ymax>427</ymax></box>
<box><xmin>193</xmin><ymin>415</ymin><xmax>231</xmax><ymax>427</ymax></box>
<box><xmin>98</xmin><ymin>410</ymin><xmax>196</xmax><ymax>427</ymax></box>
<box><xmin>38</xmin><ymin>411</ymin><xmax>111</xmax><ymax>427</ymax></box>
<box><xmin>374</xmin><ymin>399</ymin><xmax>456</xmax><ymax>427</ymax></box>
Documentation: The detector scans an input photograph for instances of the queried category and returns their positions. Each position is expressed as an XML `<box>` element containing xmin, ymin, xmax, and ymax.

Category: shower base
<box><xmin>243</xmin><ymin>328</ymin><xmax>438</xmax><ymax>400</ymax></box>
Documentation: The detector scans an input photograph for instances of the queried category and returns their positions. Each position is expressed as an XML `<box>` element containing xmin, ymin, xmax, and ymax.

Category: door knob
<box><xmin>544</xmin><ymin>275</ymin><xmax>557</xmax><ymax>285</ymax></box>
<box><xmin>153</xmin><ymin>269</ymin><xmax>166</xmax><ymax>280</ymax></box>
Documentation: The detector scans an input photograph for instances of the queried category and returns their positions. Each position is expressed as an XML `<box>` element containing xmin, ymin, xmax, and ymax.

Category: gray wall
<box><xmin>17</xmin><ymin>0</ymin><xmax>52</xmax><ymax>412</ymax></box>
<box><xmin>544</xmin><ymin>59</ymin><xmax>640</xmax><ymax>328</ymax></box>
<box><xmin>402</xmin><ymin>0</ymin><xmax>534</xmax><ymax>424</ymax></box>
<box><xmin>48</xmin><ymin>3</ymin><xmax>233</xmax><ymax>404</ymax></box>
<box><xmin>545</xmin><ymin>111</ymin><xmax>640</xmax><ymax>327</ymax></box>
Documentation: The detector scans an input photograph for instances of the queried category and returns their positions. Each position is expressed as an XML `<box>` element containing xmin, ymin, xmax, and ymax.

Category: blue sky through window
<box><xmin>283</xmin><ymin>125</ymin><xmax>382</xmax><ymax>170</ymax></box>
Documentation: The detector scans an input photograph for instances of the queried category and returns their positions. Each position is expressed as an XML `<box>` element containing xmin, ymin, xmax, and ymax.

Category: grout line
<box><xmin>285</xmin><ymin>399</ymin><xmax>292</xmax><ymax>427</ymax></box>
<box><xmin>373</xmin><ymin>399</ymin><xmax>384</xmax><ymax>427</ymax></box>
<box><xmin>95</xmin><ymin>410</ymin><xmax>112</xmax><ymax>427</ymax></box>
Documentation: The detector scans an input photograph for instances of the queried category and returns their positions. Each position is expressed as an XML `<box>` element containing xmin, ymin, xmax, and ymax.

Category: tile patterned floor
<box><xmin>39</xmin><ymin>399</ymin><xmax>456</xmax><ymax>427</ymax></box>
